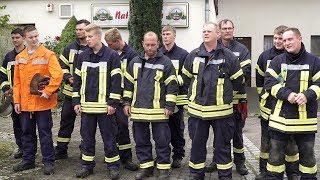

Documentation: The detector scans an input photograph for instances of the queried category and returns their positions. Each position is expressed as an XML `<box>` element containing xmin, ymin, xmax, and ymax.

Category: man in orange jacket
<box><xmin>13</xmin><ymin>25</ymin><xmax>63</xmax><ymax>175</ymax></box>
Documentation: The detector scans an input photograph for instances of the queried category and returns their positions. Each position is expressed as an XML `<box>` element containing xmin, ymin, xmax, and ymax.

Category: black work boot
<box><xmin>109</xmin><ymin>168</ymin><xmax>120</xmax><ymax>180</ymax></box>
<box><xmin>204</xmin><ymin>160</ymin><xmax>217</xmax><ymax>172</ymax></box>
<box><xmin>171</xmin><ymin>158</ymin><xmax>182</xmax><ymax>168</ymax></box>
<box><xmin>13</xmin><ymin>161</ymin><xmax>36</xmax><ymax>172</ymax></box>
<box><xmin>236</xmin><ymin>163</ymin><xmax>249</xmax><ymax>175</ymax></box>
<box><xmin>122</xmin><ymin>160</ymin><xmax>139</xmax><ymax>171</ymax></box>
<box><xmin>135</xmin><ymin>167</ymin><xmax>154</xmax><ymax>180</ymax></box>
<box><xmin>43</xmin><ymin>164</ymin><xmax>54</xmax><ymax>175</ymax></box>
<box><xmin>157</xmin><ymin>169</ymin><xmax>169</xmax><ymax>180</ymax></box>
<box><xmin>76</xmin><ymin>167</ymin><xmax>93</xmax><ymax>178</ymax></box>
<box><xmin>13</xmin><ymin>148</ymin><xmax>23</xmax><ymax>159</ymax></box>
<box><xmin>55</xmin><ymin>152</ymin><xmax>68</xmax><ymax>160</ymax></box>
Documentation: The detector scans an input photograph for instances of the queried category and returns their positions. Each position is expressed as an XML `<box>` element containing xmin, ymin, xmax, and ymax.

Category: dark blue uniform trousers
<box><xmin>189</xmin><ymin>116</ymin><xmax>234</xmax><ymax>179</ymax></box>
<box><xmin>56</xmin><ymin>97</ymin><xmax>77</xmax><ymax>154</ymax></box>
<box><xmin>232</xmin><ymin>109</ymin><xmax>246</xmax><ymax>166</ymax></box>
<box><xmin>20</xmin><ymin>110</ymin><xmax>55</xmax><ymax>166</ymax></box>
<box><xmin>266</xmin><ymin>130</ymin><xmax>317</xmax><ymax>180</ymax></box>
<box><xmin>80</xmin><ymin>113</ymin><xmax>120</xmax><ymax>170</ymax></box>
<box><xmin>133</xmin><ymin>121</ymin><xmax>171</xmax><ymax>169</ymax></box>
<box><xmin>259</xmin><ymin>119</ymin><xmax>299</xmax><ymax>176</ymax></box>
<box><xmin>11</xmin><ymin>107</ymin><xmax>22</xmax><ymax>150</ymax></box>
<box><xmin>168</xmin><ymin>105</ymin><xmax>185</xmax><ymax>160</ymax></box>
<box><xmin>115</xmin><ymin>104</ymin><xmax>133</xmax><ymax>162</ymax></box>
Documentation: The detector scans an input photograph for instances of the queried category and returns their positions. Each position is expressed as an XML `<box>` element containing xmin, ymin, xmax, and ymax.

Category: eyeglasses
<box><xmin>221</xmin><ymin>27</ymin><xmax>234</xmax><ymax>31</ymax></box>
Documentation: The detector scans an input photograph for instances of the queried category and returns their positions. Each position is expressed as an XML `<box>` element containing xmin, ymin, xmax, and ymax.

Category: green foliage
<box><xmin>55</xmin><ymin>16</ymin><xmax>77</xmax><ymax>56</ymax></box>
<box><xmin>0</xmin><ymin>5</ymin><xmax>13</xmax><ymax>30</ymax></box>
<box><xmin>128</xmin><ymin>0</ymin><xmax>163</xmax><ymax>53</ymax></box>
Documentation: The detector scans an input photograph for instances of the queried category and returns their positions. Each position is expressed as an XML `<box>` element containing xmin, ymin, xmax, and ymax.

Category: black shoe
<box><xmin>109</xmin><ymin>168</ymin><xmax>120</xmax><ymax>180</ymax></box>
<box><xmin>255</xmin><ymin>172</ymin><xmax>266</xmax><ymax>180</ymax></box>
<box><xmin>186</xmin><ymin>173</ymin><xmax>204</xmax><ymax>180</ymax></box>
<box><xmin>158</xmin><ymin>169</ymin><xmax>169</xmax><ymax>180</ymax></box>
<box><xmin>236</xmin><ymin>164</ymin><xmax>249</xmax><ymax>175</ymax></box>
<box><xmin>287</xmin><ymin>174</ymin><xmax>300</xmax><ymax>180</ymax></box>
<box><xmin>76</xmin><ymin>167</ymin><xmax>93</xmax><ymax>178</ymax></box>
<box><xmin>14</xmin><ymin>148</ymin><xmax>23</xmax><ymax>159</ymax></box>
<box><xmin>43</xmin><ymin>164</ymin><xmax>54</xmax><ymax>175</ymax></box>
<box><xmin>55</xmin><ymin>152</ymin><xmax>68</xmax><ymax>160</ymax></box>
<box><xmin>123</xmin><ymin>160</ymin><xmax>139</xmax><ymax>171</ymax></box>
<box><xmin>172</xmin><ymin>158</ymin><xmax>182</xmax><ymax>168</ymax></box>
<box><xmin>135</xmin><ymin>167</ymin><xmax>154</xmax><ymax>180</ymax></box>
<box><xmin>204</xmin><ymin>160</ymin><xmax>217</xmax><ymax>172</ymax></box>
<box><xmin>13</xmin><ymin>161</ymin><xmax>35</xmax><ymax>172</ymax></box>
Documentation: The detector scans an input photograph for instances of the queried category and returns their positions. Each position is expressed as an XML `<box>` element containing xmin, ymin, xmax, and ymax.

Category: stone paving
<box><xmin>0</xmin><ymin>88</ymin><xmax>319</xmax><ymax>179</ymax></box>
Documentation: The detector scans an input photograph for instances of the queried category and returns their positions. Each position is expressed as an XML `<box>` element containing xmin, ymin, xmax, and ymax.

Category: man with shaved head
<box><xmin>123</xmin><ymin>31</ymin><xmax>178</xmax><ymax>179</ymax></box>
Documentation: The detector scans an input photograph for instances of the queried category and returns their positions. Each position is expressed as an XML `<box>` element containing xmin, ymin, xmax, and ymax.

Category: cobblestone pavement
<box><xmin>0</xmin><ymin>88</ymin><xmax>319</xmax><ymax>179</ymax></box>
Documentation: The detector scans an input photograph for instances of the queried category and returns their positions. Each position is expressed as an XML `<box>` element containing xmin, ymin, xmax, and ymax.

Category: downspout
<box><xmin>205</xmin><ymin>0</ymin><xmax>217</xmax><ymax>22</ymax></box>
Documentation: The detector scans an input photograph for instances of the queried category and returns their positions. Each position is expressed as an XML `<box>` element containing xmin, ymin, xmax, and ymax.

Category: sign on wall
<box><xmin>91</xmin><ymin>2</ymin><xmax>189</xmax><ymax>28</ymax></box>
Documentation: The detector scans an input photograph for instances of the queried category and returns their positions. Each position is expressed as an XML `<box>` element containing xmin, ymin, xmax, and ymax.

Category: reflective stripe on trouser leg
<box><xmin>213</xmin><ymin>117</ymin><xmax>234</xmax><ymax>179</ymax></box>
<box><xmin>133</xmin><ymin>122</ymin><xmax>154</xmax><ymax>169</ymax></box>
<box><xmin>97</xmin><ymin>113</ymin><xmax>120</xmax><ymax>168</ymax></box>
<box><xmin>11</xmin><ymin>109</ymin><xmax>23</xmax><ymax>149</ymax></box>
<box><xmin>232</xmin><ymin>110</ymin><xmax>245</xmax><ymax>165</ymax></box>
<box><xmin>80</xmin><ymin>113</ymin><xmax>98</xmax><ymax>169</ymax></box>
<box><xmin>266</xmin><ymin>134</ymin><xmax>286</xmax><ymax>179</ymax></box>
<box><xmin>151</xmin><ymin>122</ymin><xmax>171</xmax><ymax>169</ymax></box>
<box><xmin>259</xmin><ymin>118</ymin><xmax>270</xmax><ymax>173</ymax></box>
<box><xmin>189</xmin><ymin>117</ymin><xmax>210</xmax><ymax>178</ymax></box>
<box><xmin>168</xmin><ymin>105</ymin><xmax>185</xmax><ymax>160</ymax></box>
<box><xmin>56</xmin><ymin>97</ymin><xmax>77</xmax><ymax>154</ymax></box>
<box><xmin>284</xmin><ymin>135</ymin><xmax>299</xmax><ymax>176</ymax></box>
<box><xmin>115</xmin><ymin>105</ymin><xmax>132</xmax><ymax>162</ymax></box>
<box><xmin>295</xmin><ymin>134</ymin><xmax>317</xmax><ymax>179</ymax></box>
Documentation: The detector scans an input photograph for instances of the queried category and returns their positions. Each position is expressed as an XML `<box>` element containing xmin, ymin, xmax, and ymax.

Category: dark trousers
<box><xmin>133</xmin><ymin>121</ymin><xmax>171</xmax><ymax>169</ymax></box>
<box><xmin>11</xmin><ymin>108</ymin><xmax>22</xmax><ymax>149</ymax></box>
<box><xmin>168</xmin><ymin>105</ymin><xmax>185</xmax><ymax>160</ymax></box>
<box><xmin>189</xmin><ymin>116</ymin><xmax>234</xmax><ymax>179</ymax></box>
<box><xmin>20</xmin><ymin>110</ymin><xmax>55</xmax><ymax>165</ymax></box>
<box><xmin>232</xmin><ymin>109</ymin><xmax>246</xmax><ymax>166</ymax></box>
<box><xmin>259</xmin><ymin>119</ymin><xmax>299</xmax><ymax>176</ymax></box>
<box><xmin>115</xmin><ymin>104</ymin><xmax>132</xmax><ymax>162</ymax></box>
<box><xmin>266</xmin><ymin>130</ymin><xmax>317</xmax><ymax>179</ymax></box>
<box><xmin>56</xmin><ymin>97</ymin><xmax>77</xmax><ymax>154</ymax></box>
<box><xmin>80</xmin><ymin>113</ymin><xmax>119</xmax><ymax>170</ymax></box>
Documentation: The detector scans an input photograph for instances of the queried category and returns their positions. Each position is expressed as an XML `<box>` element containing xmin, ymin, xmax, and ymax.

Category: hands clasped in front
<box><xmin>288</xmin><ymin>92</ymin><xmax>307</xmax><ymax>105</ymax></box>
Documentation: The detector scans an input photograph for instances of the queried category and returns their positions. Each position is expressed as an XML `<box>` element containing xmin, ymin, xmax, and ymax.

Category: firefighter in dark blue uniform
<box><xmin>160</xmin><ymin>25</ymin><xmax>188</xmax><ymax>168</ymax></box>
<box><xmin>104</xmin><ymin>28</ymin><xmax>138</xmax><ymax>171</ymax></box>
<box><xmin>55</xmin><ymin>19</ymin><xmax>90</xmax><ymax>160</ymax></box>
<box><xmin>73</xmin><ymin>24</ymin><xmax>122</xmax><ymax>179</ymax></box>
<box><xmin>264</xmin><ymin>27</ymin><xmax>319</xmax><ymax>180</ymax></box>
<box><xmin>205</xmin><ymin>19</ymin><xmax>251</xmax><ymax>175</ymax></box>
<box><xmin>0</xmin><ymin>28</ymin><xmax>25</xmax><ymax>159</ymax></box>
<box><xmin>255</xmin><ymin>25</ymin><xmax>299</xmax><ymax>180</ymax></box>
<box><xmin>123</xmin><ymin>31</ymin><xmax>178</xmax><ymax>180</ymax></box>
<box><xmin>183</xmin><ymin>22</ymin><xmax>246</xmax><ymax>180</ymax></box>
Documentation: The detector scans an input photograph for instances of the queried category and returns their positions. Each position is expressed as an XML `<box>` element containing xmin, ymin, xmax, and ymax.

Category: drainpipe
<box><xmin>205</xmin><ymin>0</ymin><xmax>217</xmax><ymax>22</ymax></box>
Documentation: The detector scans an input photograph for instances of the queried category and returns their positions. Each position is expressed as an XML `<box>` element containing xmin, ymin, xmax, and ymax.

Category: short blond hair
<box><xmin>84</xmin><ymin>24</ymin><xmax>102</xmax><ymax>36</ymax></box>
<box><xmin>162</xmin><ymin>25</ymin><xmax>176</xmax><ymax>35</ymax></box>
<box><xmin>105</xmin><ymin>28</ymin><xmax>122</xmax><ymax>42</ymax></box>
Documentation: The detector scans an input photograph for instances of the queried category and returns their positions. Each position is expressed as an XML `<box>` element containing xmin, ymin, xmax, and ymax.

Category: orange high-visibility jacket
<box><xmin>13</xmin><ymin>44</ymin><xmax>63</xmax><ymax>111</ymax></box>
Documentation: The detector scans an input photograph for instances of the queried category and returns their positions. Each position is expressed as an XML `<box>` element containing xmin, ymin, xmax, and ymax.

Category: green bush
<box><xmin>54</xmin><ymin>16</ymin><xmax>77</xmax><ymax>56</ymax></box>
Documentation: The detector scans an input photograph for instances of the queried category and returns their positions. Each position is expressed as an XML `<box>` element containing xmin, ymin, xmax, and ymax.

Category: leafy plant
<box><xmin>54</xmin><ymin>16</ymin><xmax>77</xmax><ymax>56</ymax></box>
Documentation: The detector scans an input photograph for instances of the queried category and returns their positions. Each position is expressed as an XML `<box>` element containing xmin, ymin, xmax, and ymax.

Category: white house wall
<box><xmin>1</xmin><ymin>0</ymin><xmax>212</xmax><ymax>52</ymax></box>
<box><xmin>218</xmin><ymin>0</ymin><xmax>320</xmax><ymax>86</ymax></box>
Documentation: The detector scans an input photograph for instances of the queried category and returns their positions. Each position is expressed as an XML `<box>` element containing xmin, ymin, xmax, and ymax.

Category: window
<box><xmin>311</xmin><ymin>36</ymin><xmax>320</xmax><ymax>58</ymax></box>
<box><xmin>264</xmin><ymin>35</ymin><xmax>273</xmax><ymax>51</ymax></box>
